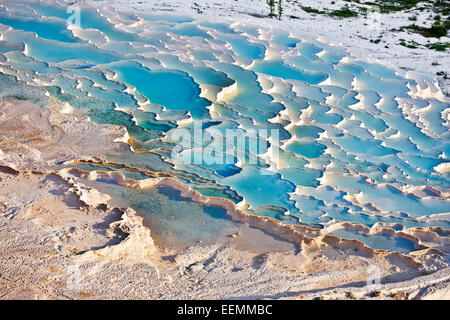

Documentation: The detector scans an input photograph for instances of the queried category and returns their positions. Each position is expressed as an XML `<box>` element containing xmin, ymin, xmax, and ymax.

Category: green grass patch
<box><xmin>399</xmin><ymin>20</ymin><xmax>449</xmax><ymax>38</ymax></box>
<box><xmin>399</xmin><ymin>39</ymin><xmax>420</xmax><ymax>48</ymax></box>
<box><xmin>329</xmin><ymin>6</ymin><xmax>358</xmax><ymax>18</ymax></box>
<box><xmin>426</xmin><ymin>42</ymin><xmax>450</xmax><ymax>51</ymax></box>
<box><xmin>301</xmin><ymin>6</ymin><xmax>327</xmax><ymax>14</ymax></box>
<box><xmin>364</xmin><ymin>0</ymin><xmax>423</xmax><ymax>13</ymax></box>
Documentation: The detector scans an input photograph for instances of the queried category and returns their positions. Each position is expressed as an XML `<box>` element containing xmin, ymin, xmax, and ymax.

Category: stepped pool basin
<box><xmin>0</xmin><ymin>0</ymin><xmax>449</xmax><ymax>254</ymax></box>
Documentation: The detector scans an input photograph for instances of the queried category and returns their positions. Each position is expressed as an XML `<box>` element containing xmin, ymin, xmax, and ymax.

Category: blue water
<box><xmin>218</xmin><ymin>34</ymin><xmax>266</xmax><ymax>60</ymax></box>
<box><xmin>250</xmin><ymin>60</ymin><xmax>328</xmax><ymax>85</ymax></box>
<box><xmin>0</xmin><ymin>0</ymin><xmax>448</xmax><ymax>253</ymax></box>
<box><xmin>29</xmin><ymin>3</ymin><xmax>140</xmax><ymax>42</ymax></box>
<box><xmin>292</xmin><ymin>125</ymin><xmax>325</xmax><ymax>139</ymax></box>
<box><xmin>286</xmin><ymin>141</ymin><xmax>327</xmax><ymax>159</ymax></box>
<box><xmin>0</xmin><ymin>13</ymin><xmax>80</xmax><ymax>43</ymax></box>
<box><xmin>108</xmin><ymin>61</ymin><xmax>211</xmax><ymax>119</ymax></box>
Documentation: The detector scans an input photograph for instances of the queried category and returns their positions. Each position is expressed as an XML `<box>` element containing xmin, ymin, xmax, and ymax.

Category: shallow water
<box><xmin>0</xmin><ymin>0</ymin><xmax>449</xmax><ymax>253</ymax></box>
